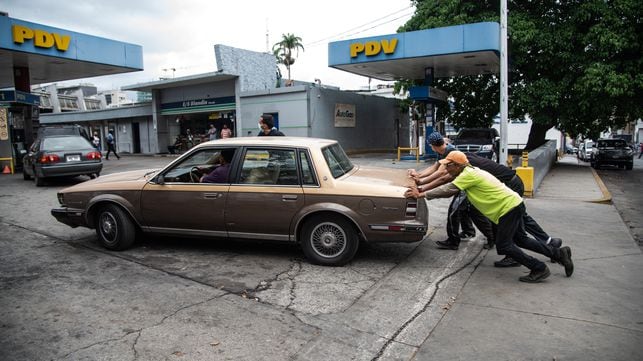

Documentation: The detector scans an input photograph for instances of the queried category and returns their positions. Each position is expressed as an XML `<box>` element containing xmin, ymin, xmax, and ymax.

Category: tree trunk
<box><xmin>524</xmin><ymin>122</ymin><xmax>554</xmax><ymax>151</ymax></box>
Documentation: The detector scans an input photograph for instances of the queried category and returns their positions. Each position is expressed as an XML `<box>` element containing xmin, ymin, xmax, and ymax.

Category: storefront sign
<box><xmin>334</xmin><ymin>103</ymin><xmax>356</xmax><ymax>128</ymax></box>
<box><xmin>161</xmin><ymin>96</ymin><xmax>235</xmax><ymax>115</ymax></box>
<box><xmin>12</xmin><ymin>24</ymin><xmax>71</xmax><ymax>51</ymax></box>
<box><xmin>350</xmin><ymin>39</ymin><xmax>398</xmax><ymax>58</ymax></box>
<box><xmin>0</xmin><ymin>90</ymin><xmax>41</xmax><ymax>106</ymax></box>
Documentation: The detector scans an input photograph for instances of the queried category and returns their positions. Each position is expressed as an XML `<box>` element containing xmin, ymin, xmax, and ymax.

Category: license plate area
<box><xmin>66</xmin><ymin>154</ymin><xmax>81</xmax><ymax>162</ymax></box>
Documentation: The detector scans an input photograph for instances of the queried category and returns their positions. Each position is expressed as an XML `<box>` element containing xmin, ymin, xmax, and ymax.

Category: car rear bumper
<box><xmin>51</xmin><ymin>207</ymin><xmax>88</xmax><ymax>228</ymax></box>
<box><xmin>366</xmin><ymin>221</ymin><xmax>428</xmax><ymax>243</ymax></box>
<box><xmin>39</xmin><ymin>162</ymin><xmax>103</xmax><ymax>178</ymax></box>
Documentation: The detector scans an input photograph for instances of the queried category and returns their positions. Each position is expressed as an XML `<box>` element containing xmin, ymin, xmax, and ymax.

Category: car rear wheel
<box><xmin>95</xmin><ymin>204</ymin><xmax>136</xmax><ymax>251</ymax></box>
<box><xmin>34</xmin><ymin>169</ymin><xmax>45</xmax><ymax>187</ymax></box>
<box><xmin>300</xmin><ymin>214</ymin><xmax>359</xmax><ymax>266</ymax></box>
<box><xmin>626</xmin><ymin>163</ymin><xmax>633</xmax><ymax>170</ymax></box>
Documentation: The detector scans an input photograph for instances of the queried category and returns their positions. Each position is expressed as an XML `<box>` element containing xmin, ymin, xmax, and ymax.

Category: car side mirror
<box><xmin>155</xmin><ymin>174</ymin><xmax>165</xmax><ymax>185</ymax></box>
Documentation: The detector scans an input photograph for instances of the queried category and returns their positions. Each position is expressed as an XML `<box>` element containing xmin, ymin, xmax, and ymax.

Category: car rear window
<box><xmin>43</xmin><ymin>136</ymin><xmax>92</xmax><ymax>150</ymax></box>
<box><xmin>597</xmin><ymin>139</ymin><xmax>626</xmax><ymax>148</ymax></box>
<box><xmin>322</xmin><ymin>143</ymin><xmax>354</xmax><ymax>178</ymax></box>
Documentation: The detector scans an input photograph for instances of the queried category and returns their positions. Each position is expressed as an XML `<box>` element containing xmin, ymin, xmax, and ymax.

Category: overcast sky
<box><xmin>4</xmin><ymin>0</ymin><xmax>415</xmax><ymax>91</ymax></box>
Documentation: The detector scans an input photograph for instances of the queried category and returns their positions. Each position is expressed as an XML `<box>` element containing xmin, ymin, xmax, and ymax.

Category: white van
<box><xmin>578</xmin><ymin>140</ymin><xmax>594</xmax><ymax>161</ymax></box>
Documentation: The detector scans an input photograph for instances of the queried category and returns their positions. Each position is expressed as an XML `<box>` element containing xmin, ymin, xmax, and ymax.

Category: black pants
<box><xmin>506</xmin><ymin>175</ymin><xmax>550</xmax><ymax>243</ymax></box>
<box><xmin>496</xmin><ymin>203</ymin><xmax>557</xmax><ymax>271</ymax></box>
<box><xmin>447</xmin><ymin>192</ymin><xmax>495</xmax><ymax>247</ymax></box>
<box><xmin>106</xmin><ymin>144</ymin><xmax>120</xmax><ymax>159</ymax></box>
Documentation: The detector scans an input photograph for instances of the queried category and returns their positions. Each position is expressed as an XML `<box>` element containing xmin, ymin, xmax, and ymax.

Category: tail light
<box><xmin>86</xmin><ymin>151</ymin><xmax>102</xmax><ymax>160</ymax></box>
<box><xmin>406</xmin><ymin>200</ymin><xmax>418</xmax><ymax>217</ymax></box>
<box><xmin>39</xmin><ymin>154</ymin><xmax>61</xmax><ymax>164</ymax></box>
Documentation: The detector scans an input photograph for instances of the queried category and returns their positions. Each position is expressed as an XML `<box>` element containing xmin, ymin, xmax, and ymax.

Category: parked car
<box><xmin>51</xmin><ymin>137</ymin><xmax>428</xmax><ymax>266</ymax></box>
<box><xmin>451</xmin><ymin>128</ymin><xmax>499</xmax><ymax>162</ymax></box>
<box><xmin>591</xmin><ymin>138</ymin><xmax>633</xmax><ymax>170</ymax></box>
<box><xmin>577</xmin><ymin>140</ymin><xmax>594</xmax><ymax>161</ymax></box>
<box><xmin>23</xmin><ymin>135</ymin><xmax>103</xmax><ymax>186</ymax></box>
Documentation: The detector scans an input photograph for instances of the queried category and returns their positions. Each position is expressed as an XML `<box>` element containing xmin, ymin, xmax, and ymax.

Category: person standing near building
<box><xmin>208</xmin><ymin>124</ymin><xmax>217</xmax><ymax>141</ymax></box>
<box><xmin>405</xmin><ymin>151</ymin><xmax>574</xmax><ymax>283</ymax></box>
<box><xmin>258</xmin><ymin>114</ymin><xmax>284</xmax><ymax>136</ymax></box>
<box><xmin>92</xmin><ymin>132</ymin><xmax>101</xmax><ymax>151</ymax></box>
<box><xmin>105</xmin><ymin>130</ymin><xmax>120</xmax><ymax>160</ymax></box>
<box><xmin>220</xmin><ymin>124</ymin><xmax>232</xmax><ymax>139</ymax></box>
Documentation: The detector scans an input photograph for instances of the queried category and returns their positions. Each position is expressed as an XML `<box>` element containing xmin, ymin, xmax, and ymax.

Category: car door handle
<box><xmin>203</xmin><ymin>193</ymin><xmax>222</xmax><ymax>199</ymax></box>
<box><xmin>282</xmin><ymin>195</ymin><xmax>298</xmax><ymax>201</ymax></box>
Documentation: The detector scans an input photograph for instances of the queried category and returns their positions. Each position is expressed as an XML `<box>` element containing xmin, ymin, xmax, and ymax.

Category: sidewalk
<box><xmin>412</xmin><ymin>155</ymin><xmax>643</xmax><ymax>360</ymax></box>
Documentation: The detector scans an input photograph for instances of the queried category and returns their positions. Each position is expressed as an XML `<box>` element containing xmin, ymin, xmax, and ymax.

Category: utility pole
<box><xmin>499</xmin><ymin>0</ymin><xmax>509</xmax><ymax>165</ymax></box>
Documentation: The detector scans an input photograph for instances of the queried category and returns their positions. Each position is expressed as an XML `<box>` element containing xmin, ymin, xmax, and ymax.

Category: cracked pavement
<box><xmin>0</xmin><ymin>156</ymin><xmax>481</xmax><ymax>360</ymax></box>
<box><xmin>1</xmin><ymin>155</ymin><xmax>642</xmax><ymax>360</ymax></box>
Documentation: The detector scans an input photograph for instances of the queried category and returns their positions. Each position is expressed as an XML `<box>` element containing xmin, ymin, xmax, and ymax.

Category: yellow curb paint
<box><xmin>588</xmin><ymin>167</ymin><xmax>612</xmax><ymax>204</ymax></box>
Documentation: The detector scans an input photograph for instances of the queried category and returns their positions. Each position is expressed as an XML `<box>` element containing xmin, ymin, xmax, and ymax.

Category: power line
<box><xmin>305</xmin><ymin>6</ymin><xmax>414</xmax><ymax>47</ymax></box>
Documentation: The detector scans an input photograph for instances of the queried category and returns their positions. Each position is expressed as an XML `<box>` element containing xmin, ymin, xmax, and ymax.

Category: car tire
<box><xmin>95</xmin><ymin>204</ymin><xmax>136</xmax><ymax>251</ymax></box>
<box><xmin>591</xmin><ymin>162</ymin><xmax>597</xmax><ymax>169</ymax></box>
<box><xmin>300</xmin><ymin>214</ymin><xmax>359</xmax><ymax>266</ymax></box>
<box><xmin>34</xmin><ymin>169</ymin><xmax>45</xmax><ymax>187</ymax></box>
<box><xmin>626</xmin><ymin>163</ymin><xmax>633</xmax><ymax>170</ymax></box>
<box><xmin>23</xmin><ymin>168</ymin><xmax>31</xmax><ymax>180</ymax></box>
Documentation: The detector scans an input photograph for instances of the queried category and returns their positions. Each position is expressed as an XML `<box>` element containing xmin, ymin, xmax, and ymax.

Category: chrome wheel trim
<box><xmin>99</xmin><ymin>212</ymin><xmax>118</xmax><ymax>245</ymax></box>
<box><xmin>310</xmin><ymin>222</ymin><xmax>347</xmax><ymax>259</ymax></box>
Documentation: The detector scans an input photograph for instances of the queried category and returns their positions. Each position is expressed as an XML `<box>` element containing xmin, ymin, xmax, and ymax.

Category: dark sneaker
<box><xmin>435</xmin><ymin>240</ymin><xmax>458</xmax><ymax>250</ymax></box>
<box><xmin>558</xmin><ymin>246</ymin><xmax>574</xmax><ymax>277</ymax></box>
<box><xmin>494</xmin><ymin>256</ymin><xmax>520</xmax><ymax>267</ymax></box>
<box><xmin>549</xmin><ymin>237</ymin><xmax>562</xmax><ymax>248</ymax></box>
<box><xmin>458</xmin><ymin>232</ymin><xmax>475</xmax><ymax>240</ymax></box>
<box><xmin>519</xmin><ymin>266</ymin><xmax>551</xmax><ymax>283</ymax></box>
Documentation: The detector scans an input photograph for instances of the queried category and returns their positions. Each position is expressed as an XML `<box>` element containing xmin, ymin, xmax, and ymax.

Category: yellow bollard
<box><xmin>515</xmin><ymin>151</ymin><xmax>534</xmax><ymax>197</ymax></box>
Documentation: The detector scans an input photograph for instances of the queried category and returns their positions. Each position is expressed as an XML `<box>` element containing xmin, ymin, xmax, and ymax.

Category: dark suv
<box><xmin>452</xmin><ymin>128</ymin><xmax>499</xmax><ymax>162</ymax></box>
<box><xmin>591</xmin><ymin>138</ymin><xmax>633</xmax><ymax>170</ymax></box>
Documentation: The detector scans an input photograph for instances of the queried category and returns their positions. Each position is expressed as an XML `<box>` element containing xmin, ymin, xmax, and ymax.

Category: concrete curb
<box><xmin>588</xmin><ymin>167</ymin><xmax>613</xmax><ymax>204</ymax></box>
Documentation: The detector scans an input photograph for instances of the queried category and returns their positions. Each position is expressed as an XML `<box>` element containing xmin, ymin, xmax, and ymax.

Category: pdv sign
<box><xmin>12</xmin><ymin>24</ymin><xmax>71</xmax><ymax>51</ymax></box>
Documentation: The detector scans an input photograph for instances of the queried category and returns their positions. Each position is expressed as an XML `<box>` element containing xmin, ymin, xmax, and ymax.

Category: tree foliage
<box><xmin>272</xmin><ymin>33</ymin><xmax>305</xmax><ymax>80</ymax></box>
<box><xmin>400</xmin><ymin>0</ymin><xmax>642</xmax><ymax>148</ymax></box>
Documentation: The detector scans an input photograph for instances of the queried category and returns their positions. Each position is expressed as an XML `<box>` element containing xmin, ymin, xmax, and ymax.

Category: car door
<box><xmin>225</xmin><ymin>147</ymin><xmax>304</xmax><ymax>241</ymax></box>
<box><xmin>139</xmin><ymin>147</ymin><xmax>236</xmax><ymax>238</ymax></box>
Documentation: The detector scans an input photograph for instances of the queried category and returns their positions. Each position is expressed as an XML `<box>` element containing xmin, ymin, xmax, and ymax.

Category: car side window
<box><xmin>299</xmin><ymin>151</ymin><xmax>317</xmax><ymax>185</ymax></box>
<box><xmin>239</xmin><ymin>148</ymin><xmax>298</xmax><ymax>185</ymax></box>
<box><xmin>163</xmin><ymin>148</ymin><xmax>230</xmax><ymax>183</ymax></box>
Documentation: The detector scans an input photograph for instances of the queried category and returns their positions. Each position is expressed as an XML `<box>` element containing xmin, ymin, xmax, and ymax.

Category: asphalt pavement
<box><xmin>0</xmin><ymin>152</ymin><xmax>641</xmax><ymax>360</ymax></box>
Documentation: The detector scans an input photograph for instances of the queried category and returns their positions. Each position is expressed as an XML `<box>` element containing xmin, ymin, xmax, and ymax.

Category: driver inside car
<box><xmin>200</xmin><ymin>149</ymin><xmax>234</xmax><ymax>183</ymax></box>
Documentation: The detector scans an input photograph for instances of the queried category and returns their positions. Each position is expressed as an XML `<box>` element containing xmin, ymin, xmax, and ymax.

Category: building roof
<box><xmin>122</xmin><ymin>71</ymin><xmax>238</xmax><ymax>92</ymax></box>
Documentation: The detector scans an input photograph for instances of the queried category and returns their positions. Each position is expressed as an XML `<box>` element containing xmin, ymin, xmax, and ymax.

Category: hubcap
<box><xmin>311</xmin><ymin>222</ymin><xmax>347</xmax><ymax>258</ymax></box>
<box><xmin>99</xmin><ymin>212</ymin><xmax>118</xmax><ymax>244</ymax></box>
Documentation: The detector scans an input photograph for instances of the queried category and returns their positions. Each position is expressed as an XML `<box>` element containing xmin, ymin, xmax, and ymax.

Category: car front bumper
<box><xmin>51</xmin><ymin>207</ymin><xmax>88</xmax><ymax>228</ymax></box>
<box><xmin>38</xmin><ymin>162</ymin><xmax>103</xmax><ymax>178</ymax></box>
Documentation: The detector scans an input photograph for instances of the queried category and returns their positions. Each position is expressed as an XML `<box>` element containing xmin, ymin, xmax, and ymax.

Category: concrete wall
<box><xmin>214</xmin><ymin>45</ymin><xmax>276</xmax><ymax>92</ymax></box>
<box><xmin>520</xmin><ymin>140</ymin><xmax>558</xmax><ymax>193</ymax></box>
<box><xmin>239</xmin><ymin>86</ymin><xmax>309</xmax><ymax>137</ymax></box>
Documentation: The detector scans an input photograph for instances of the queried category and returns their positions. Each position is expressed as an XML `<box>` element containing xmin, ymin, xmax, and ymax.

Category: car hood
<box><xmin>60</xmin><ymin>168</ymin><xmax>159</xmax><ymax>192</ymax></box>
<box><xmin>338</xmin><ymin>165</ymin><xmax>414</xmax><ymax>197</ymax></box>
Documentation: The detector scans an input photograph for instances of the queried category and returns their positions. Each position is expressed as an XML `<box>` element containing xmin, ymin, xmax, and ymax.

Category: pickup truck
<box><xmin>591</xmin><ymin>138</ymin><xmax>633</xmax><ymax>170</ymax></box>
<box><xmin>451</xmin><ymin>128</ymin><xmax>499</xmax><ymax>162</ymax></box>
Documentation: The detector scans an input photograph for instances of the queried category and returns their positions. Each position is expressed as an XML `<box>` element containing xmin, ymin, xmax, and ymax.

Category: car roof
<box><xmin>192</xmin><ymin>136</ymin><xmax>338</xmax><ymax>150</ymax></box>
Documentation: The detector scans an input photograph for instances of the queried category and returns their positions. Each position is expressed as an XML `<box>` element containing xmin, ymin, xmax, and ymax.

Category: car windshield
<box><xmin>598</xmin><ymin>139</ymin><xmax>626</xmax><ymax>148</ymax></box>
<box><xmin>322</xmin><ymin>143</ymin><xmax>353</xmax><ymax>178</ymax></box>
<box><xmin>42</xmin><ymin>136</ymin><xmax>92</xmax><ymax>150</ymax></box>
<box><xmin>458</xmin><ymin>130</ymin><xmax>493</xmax><ymax>139</ymax></box>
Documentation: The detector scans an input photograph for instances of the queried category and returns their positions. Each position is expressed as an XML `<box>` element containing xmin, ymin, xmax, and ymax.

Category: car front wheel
<box><xmin>300</xmin><ymin>214</ymin><xmax>359</xmax><ymax>266</ymax></box>
<box><xmin>95</xmin><ymin>204</ymin><xmax>136</xmax><ymax>251</ymax></box>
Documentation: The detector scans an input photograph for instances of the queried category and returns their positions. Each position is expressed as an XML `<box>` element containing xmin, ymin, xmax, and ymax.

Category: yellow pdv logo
<box><xmin>350</xmin><ymin>39</ymin><xmax>398</xmax><ymax>58</ymax></box>
<box><xmin>12</xmin><ymin>24</ymin><xmax>71</xmax><ymax>51</ymax></box>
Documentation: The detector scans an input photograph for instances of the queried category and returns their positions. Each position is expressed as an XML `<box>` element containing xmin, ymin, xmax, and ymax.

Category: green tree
<box><xmin>272</xmin><ymin>33</ymin><xmax>305</xmax><ymax>81</ymax></box>
<box><xmin>400</xmin><ymin>0</ymin><xmax>642</xmax><ymax>149</ymax></box>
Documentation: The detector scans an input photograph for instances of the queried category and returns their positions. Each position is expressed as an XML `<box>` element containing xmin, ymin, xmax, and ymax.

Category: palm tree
<box><xmin>272</xmin><ymin>33</ymin><xmax>304</xmax><ymax>81</ymax></box>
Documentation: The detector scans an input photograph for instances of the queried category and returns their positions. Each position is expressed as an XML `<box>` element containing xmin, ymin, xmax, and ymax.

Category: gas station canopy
<box><xmin>0</xmin><ymin>15</ymin><xmax>143</xmax><ymax>89</ymax></box>
<box><xmin>328</xmin><ymin>22</ymin><xmax>500</xmax><ymax>81</ymax></box>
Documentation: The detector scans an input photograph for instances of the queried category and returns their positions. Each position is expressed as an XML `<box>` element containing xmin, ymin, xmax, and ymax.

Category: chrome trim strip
<box><xmin>143</xmin><ymin>227</ymin><xmax>227</xmax><ymax>238</ymax></box>
<box><xmin>227</xmin><ymin>231</ymin><xmax>293</xmax><ymax>242</ymax></box>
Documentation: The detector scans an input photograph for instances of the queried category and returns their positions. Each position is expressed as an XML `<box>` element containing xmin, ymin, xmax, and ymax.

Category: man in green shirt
<box><xmin>405</xmin><ymin>151</ymin><xmax>573</xmax><ymax>283</ymax></box>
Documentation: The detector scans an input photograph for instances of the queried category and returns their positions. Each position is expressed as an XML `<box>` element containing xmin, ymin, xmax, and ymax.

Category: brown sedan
<box><xmin>52</xmin><ymin>137</ymin><xmax>427</xmax><ymax>266</ymax></box>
